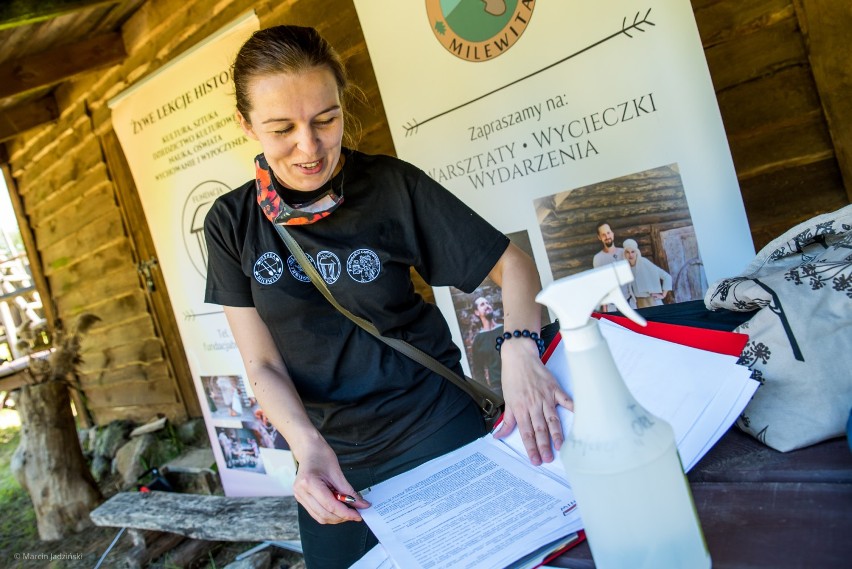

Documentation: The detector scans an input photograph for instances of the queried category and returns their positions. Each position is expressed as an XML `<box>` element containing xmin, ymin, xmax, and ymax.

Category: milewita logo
<box><xmin>426</xmin><ymin>0</ymin><xmax>535</xmax><ymax>62</ymax></box>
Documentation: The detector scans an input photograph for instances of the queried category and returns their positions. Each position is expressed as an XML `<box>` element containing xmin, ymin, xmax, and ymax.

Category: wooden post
<box><xmin>10</xmin><ymin>380</ymin><xmax>102</xmax><ymax>540</ymax></box>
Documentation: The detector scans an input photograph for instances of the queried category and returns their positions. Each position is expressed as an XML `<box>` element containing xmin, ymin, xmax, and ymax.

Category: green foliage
<box><xmin>138</xmin><ymin>455</ymin><xmax>150</xmax><ymax>474</ymax></box>
<box><xmin>48</xmin><ymin>256</ymin><xmax>70</xmax><ymax>270</ymax></box>
<box><xmin>0</xmin><ymin>426</ymin><xmax>39</xmax><ymax>553</ymax></box>
<box><xmin>151</xmin><ymin>437</ymin><xmax>182</xmax><ymax>468</ymax></box>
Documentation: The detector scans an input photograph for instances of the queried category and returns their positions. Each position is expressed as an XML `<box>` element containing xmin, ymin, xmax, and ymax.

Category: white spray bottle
<box><xmin>536</xmin><ymin>261</ymin><xmax>710</xmax><ymax>569</ymax></box>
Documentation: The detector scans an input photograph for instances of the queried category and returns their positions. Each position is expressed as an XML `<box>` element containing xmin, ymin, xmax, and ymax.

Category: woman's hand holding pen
<box><xmin>492</xmin><ymin>337</ymin><xmax>573</xmax><ymax>466</ymax></box>
<box><xmin>291</xmin><ymin>436</ymin><xmax>371</xmax><ymax>524</ymax></box>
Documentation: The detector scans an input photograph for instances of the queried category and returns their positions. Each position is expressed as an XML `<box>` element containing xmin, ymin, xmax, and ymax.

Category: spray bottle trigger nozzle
<box><xmin>601</xmin><ymin>288</ymin><xmax>647</xmax><ymax>328</ymax></box>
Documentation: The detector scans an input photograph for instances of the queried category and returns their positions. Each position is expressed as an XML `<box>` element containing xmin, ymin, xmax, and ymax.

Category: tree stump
<box><xmin>10</xmin><ymin>380</ymin><xmax>103</xmax><ymax>540</ymax></box>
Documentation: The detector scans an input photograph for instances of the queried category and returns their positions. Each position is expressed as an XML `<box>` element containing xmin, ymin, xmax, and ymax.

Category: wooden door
<box><xmin>653</xmin><ymin>224</ymin><xmax>708</xmax><ymax>304</ymax></box>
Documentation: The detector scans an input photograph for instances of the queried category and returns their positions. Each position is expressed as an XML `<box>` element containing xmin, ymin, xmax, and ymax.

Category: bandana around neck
<box><xmin>255</xmin><ymin>153</ymin><xmax>344</xmax><ymax>225</ymax></box>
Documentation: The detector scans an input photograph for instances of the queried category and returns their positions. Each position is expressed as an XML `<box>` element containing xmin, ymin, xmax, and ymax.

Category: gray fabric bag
<box><xmin>704</xmin><ymin>205</ymin><xmax>852</xmax><ymax>452</ymax></box>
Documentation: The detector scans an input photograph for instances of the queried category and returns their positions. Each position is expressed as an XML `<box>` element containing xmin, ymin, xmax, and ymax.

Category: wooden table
<box><xmin>551</xmin><ymin>428</ymin><xmax>852</xmax><ymax>568</ymax></box>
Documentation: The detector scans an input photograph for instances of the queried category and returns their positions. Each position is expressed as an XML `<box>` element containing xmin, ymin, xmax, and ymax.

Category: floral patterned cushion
<box><xmin>705</xmin><ymin>205</ymin><xmax>852</xmax><ymax>451</ymax></box>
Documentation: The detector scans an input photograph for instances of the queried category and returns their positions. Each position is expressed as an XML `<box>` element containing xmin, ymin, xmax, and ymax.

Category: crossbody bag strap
<box><xmin>271</xmin><ymin>223</ymin><xmax>503</xmax><ymax>418</ymax></box>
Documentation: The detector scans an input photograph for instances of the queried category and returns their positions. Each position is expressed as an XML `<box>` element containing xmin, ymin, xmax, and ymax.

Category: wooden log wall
<box><xmin>3</xmin><ymin>0</ymin><xmax>394</xmax><ymax>425</ymax></box>
<box><xmin>2</xmin><ymin>0</ymin><xmax>849</xmax><ymax>425</ymax></box>
<box><xmin>693</xmin><ymin>0</ymin><xmax>850</xmax><ymax>248</ymax></box>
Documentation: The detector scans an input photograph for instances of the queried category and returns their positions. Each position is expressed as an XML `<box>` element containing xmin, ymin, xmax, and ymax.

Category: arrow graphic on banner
<box><xmin>184</xmin><ymin>309</ymin><xmax>224</xmax><ymax>321</ymax></box>
<box><xmin>403</xmin><ymin>8</ymin><xmax>656</xmax><ymax>137</ymax></box>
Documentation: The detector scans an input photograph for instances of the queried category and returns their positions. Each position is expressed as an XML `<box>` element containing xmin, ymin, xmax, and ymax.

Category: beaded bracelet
<box><xmin>494</xmin><ymin>329</ymin><xmax>546</xmax><ymax>357</ymax></box>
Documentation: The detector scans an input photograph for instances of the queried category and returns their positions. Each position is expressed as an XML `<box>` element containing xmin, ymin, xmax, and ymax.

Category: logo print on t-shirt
<box><xmin>253</xmin><ymin>252</ymin><xmax>284</xmax><ymax>285</ymax></box>
<box><xmin>347</xmin><ymin>249</ymin><xmax>382</xmax><ymax>283</ymax></box>
<box><xmin>315</xmin><ymin>251</ymin><xmax>341</xmax><ymax>284</ymax></box>
<box><xmin>286</xmin><ymin>253</ymin><xmax>317</xmax><ymax>283</ymax></box>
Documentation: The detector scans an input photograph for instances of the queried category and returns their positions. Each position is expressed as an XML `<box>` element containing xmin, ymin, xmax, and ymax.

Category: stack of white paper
<box><xmin>540</xmin><ymin>319</ymin><xmax>758</xmax><ymax>472</ymax></box>
<box><xmin>353</xmin><ymin>320</ymin><xmax>759</xmax><ymax>569</ymax></box>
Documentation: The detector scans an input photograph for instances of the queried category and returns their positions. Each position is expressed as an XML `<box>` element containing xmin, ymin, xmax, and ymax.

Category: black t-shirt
<box><xmin>472</xmin><ymin>324</ymin><xmax>504</xmax><ymax>390</ymax></box>
<box><xmin>204</xmin><ymin>150</ymin><xmax>509</xmax><ymax>465</ymax></box>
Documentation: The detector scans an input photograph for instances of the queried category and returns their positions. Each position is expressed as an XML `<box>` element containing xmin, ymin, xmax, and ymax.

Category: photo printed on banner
<box><xmin>535</xmin><ymin>163</ymin><xmax>708</xmax><ymax>310</ymax></box>
<box><xmin>449</xmin><ymin>230</ymin><xmax>550</xmax><ymax>394</ymax></box>
<box><xmin>214</xmin><ymin>425</ymin><xmax>267</xmax><ymax>474</ymax></box>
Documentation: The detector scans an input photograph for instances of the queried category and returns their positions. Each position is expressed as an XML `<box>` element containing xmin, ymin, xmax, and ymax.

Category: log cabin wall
<box><xmin>693</xmin><ymin>0</ymin><xmax>850</xmax><ymax>247</ymax></box>
<box><xmin>1</xmin><ymin>0</ymin><xmax>849</xmax><ymax>425</ymax></box>
<box><xmin>2</xmin><ymin>0</ymin><xmax>394</xmax><ymax>425</ymax></box>
<box><xmin>537</xmin><ymin>164</ymin><xmax>694</xmax><ymax>281</ymax></box>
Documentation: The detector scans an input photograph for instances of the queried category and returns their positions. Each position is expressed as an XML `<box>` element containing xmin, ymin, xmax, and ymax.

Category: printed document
<box><xmin>355</xmin><ymin>319</ymin><xmax>758</xmax><ymax>568</ymax></box>
<box><xmin>359</xmin><ymin>436</ymin><xmax>582</xmax><ymax>569</ymax></box>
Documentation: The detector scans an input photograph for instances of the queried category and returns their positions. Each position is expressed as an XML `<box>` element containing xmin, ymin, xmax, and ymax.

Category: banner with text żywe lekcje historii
<box><xmin>353</xmin><ymin>0</ymin><xmax>754</xmax><ymax>389</ymax></box>
<box><xmin>110</xmin><ymin>13</ymin><xmax>297</xmax><ymax>497</ymax></box>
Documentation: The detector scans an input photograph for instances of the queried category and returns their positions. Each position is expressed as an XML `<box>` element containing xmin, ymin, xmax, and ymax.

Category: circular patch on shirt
<box><xmin>315</xmin><ymin>251</ymin><xmax>342</xmax><ymax>284</ymax></box>
<box><xmin>347</xmin><ymin>249</ymin><xmax>382</xmax><ymax>283</ymax></box>
<box><xmin>253</xmin><ymin>252</ymin><xmax>284</xmax><ymax>285</ymax></box>
<box><xmin>286</xmin><ymin>253</ymin><xmax>316</xmax><ymax>283</ymax></box>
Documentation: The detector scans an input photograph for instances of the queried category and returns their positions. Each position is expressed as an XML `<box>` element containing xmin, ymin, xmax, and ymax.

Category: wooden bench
<box><xmin>90</xmin><ymin>492</ymin><xmax>300</xmax><ymax>542</ymax></box>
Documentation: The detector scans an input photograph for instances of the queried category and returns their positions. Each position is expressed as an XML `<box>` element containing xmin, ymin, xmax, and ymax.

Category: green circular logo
<box><xmin>426</xmin><ymin>0</ymin><xmax>535</xmax><ymax>62</ymax></box>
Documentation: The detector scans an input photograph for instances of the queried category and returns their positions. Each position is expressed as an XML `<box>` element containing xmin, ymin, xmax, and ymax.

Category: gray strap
<box><xmin>272</xmin><ymin>223</ymin><xmax>503</xmax><ymax>418</ymax></box>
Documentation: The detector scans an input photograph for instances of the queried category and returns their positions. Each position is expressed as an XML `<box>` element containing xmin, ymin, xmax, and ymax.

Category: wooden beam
<box><xmin>0</xmin><ymin>0</ymin><xmax>119</xmax><ymax>31</ymax></box>
<box><xmin>0</xmin><ymin>95</ymin><xmax>59</xmax><ymax>142</ymax></box>
<box><xmin>0</xmin><ymin>32</ymin><xmax>126</xmax><ymax>100</ymax></box>
<box><xmin>794</xmin><ymin>0</ymin><xmax>852</xmax><ymax>202</ymax></box>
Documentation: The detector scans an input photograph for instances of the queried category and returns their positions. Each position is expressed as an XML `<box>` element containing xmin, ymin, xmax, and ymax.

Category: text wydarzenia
<box><xmin>429</xmin><ymin>93</ymin><xmax>657</xmax><ymax>189</ymax></box>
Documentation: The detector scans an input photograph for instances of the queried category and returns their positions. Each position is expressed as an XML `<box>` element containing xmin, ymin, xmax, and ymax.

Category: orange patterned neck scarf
<box><xmin>255</xmin><ymin>153</ymin><xmax>345</xmax><ymax>225</ymax></box>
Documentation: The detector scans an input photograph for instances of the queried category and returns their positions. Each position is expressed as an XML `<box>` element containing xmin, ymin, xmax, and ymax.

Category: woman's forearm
<box><xmin>489</xmin><ymin>243</ymin><xmax>543</xmax><ymax>333</ymax></box>
<box><xmin>224</xmin><ymin>305</ymin><xmax>326</xmax><ymax>460</ymax></box>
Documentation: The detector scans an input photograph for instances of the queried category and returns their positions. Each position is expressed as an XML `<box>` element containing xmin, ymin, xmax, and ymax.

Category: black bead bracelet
<box><xmin>495</xmin><ymin>329</ymin><xmax>546</xmax><ymax>357</ymax></box>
